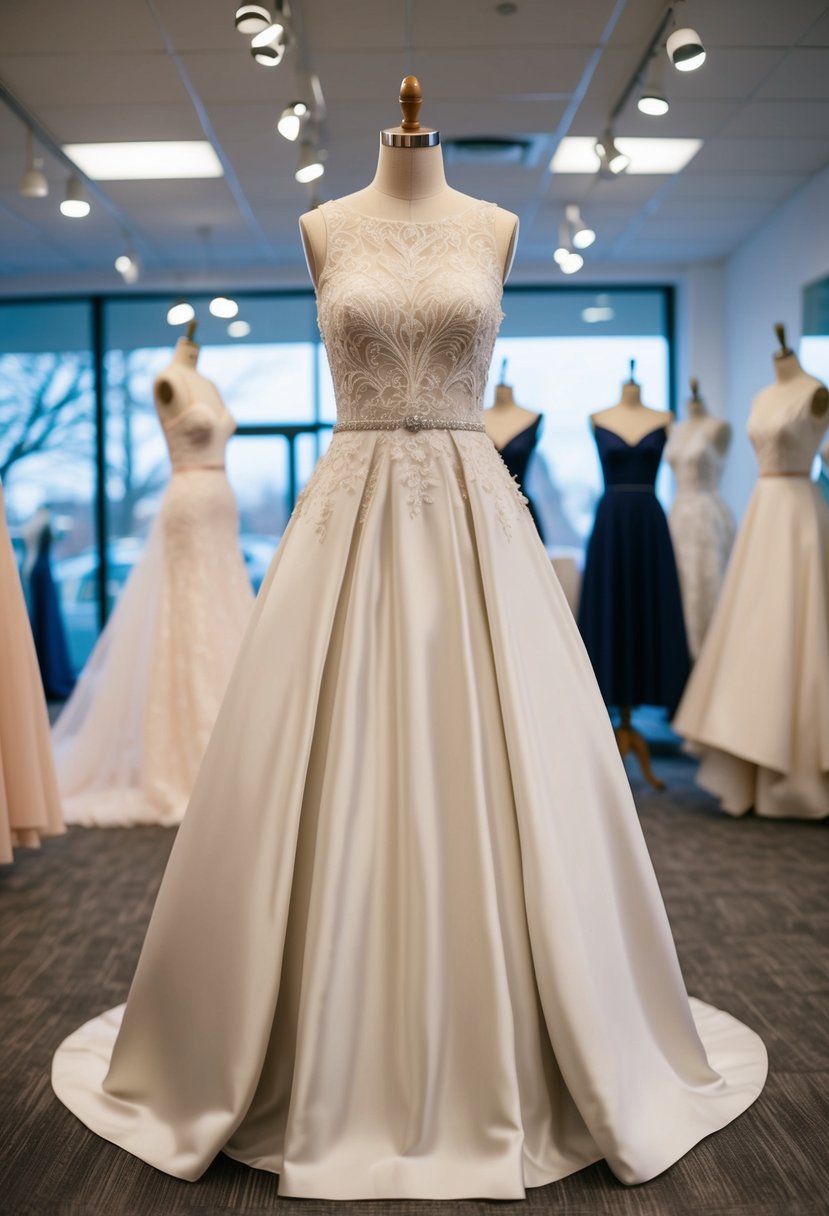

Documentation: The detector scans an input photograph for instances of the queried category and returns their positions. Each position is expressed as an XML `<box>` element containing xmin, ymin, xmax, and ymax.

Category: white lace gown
<box><xmin>53</xmin><ymin>200</ymin><xmax>766</xmax><ymax>1198</ymax></box>
<box><xmin>665</xmin><ymin>421</ymin><xmax>736</xmax><ymax>658</ymax></box>
<box><xmin>674</xmin><ymin>385</ymin><xmax>829</xmax><ymax>819</ymax></box>
<box><xmin>52</xmin><ymin>399</ymin><xmax>254</xmax><ymax>827</ymax></box>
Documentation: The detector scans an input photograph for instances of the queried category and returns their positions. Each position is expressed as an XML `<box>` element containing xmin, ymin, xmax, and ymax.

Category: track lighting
<box><xmin>638</xmin><ymin>53</ymin><xmax>670</xmax><ymax>116</ymax></box>
<box><xmin>115</xmin><ymin>250</ymin><xmax>140</xmax><ymax>284</ymax></box>
<box><xmin>566</xmin><ymin>204</ymin><xmax>595</xmax><ymax>250</ymax></box>
<box><xmin>582</xmin><ymin>295</ymin><xmax>615</xmax><ymax>324</ymax></box>
<box><xmin>251</xmin><ymin>19</ymin><xmax>286</xmax><ymax>66</ymax></box>
<box><xmin>277</xmin><ymin>101</ymin><xmax>308</xmax><ymax>142</ymax></box>
<box><xmin>553</xmin><ymin>223</ymin><xmax>584</xmax><ymax>275</ymax></box>
<box><xmin>60</xmin><ymin>174</ymin><xmax>90</xmax><ymax>217</ymax></box>
<box><xmin>19</xmin><ymin>130</ymin><xmax>48</xmax><ymax>198</ymax></box>
<box><xmin>234</xmin><ymin>3</ymin><xmax>271</xmax><ymax>35</ymax></box>
<box><xmin>167</xmin><ymin>301</ymin><xmax>195</xmax><ymax>326</ymax></box>
<box><xmin>209</xmin><ymin>296</ymin><xmax>239</xmax><ymax>319</ymax></box>
<box><xmin>295</xmin><ymin>141</ymin><xmax>325</xmax><ymax>184</ymax></box>
<box><xmin>666</xmin><ymin>0</ymin><xmax>706</xmax><ymax>73</ymax></box>
<box><xmin>228</xmin><ymin>320</ymin><xmax>251</xmax><ymax>338</ymax></box>
<box><xmin>595</xmin><ymin>129</ymin><xmax>630</xmax><ymax>177</ymax></box>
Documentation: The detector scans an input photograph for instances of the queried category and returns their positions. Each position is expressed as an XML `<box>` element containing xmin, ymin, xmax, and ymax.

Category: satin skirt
<box><xmin>53</xmin><ymin>432</ymin><xmax>766</xmax><ymax>1198</ymax></box>
<box><xmin>52</xmin><ymin>469</ymin><xmax>254</xmax><ymax>827</ymax></box>
<box><xmin>0</xmin><ymin>486</ymin><xmax>64</xmax><ymax>864</ymax></box>
<box><xmin>674</xmin><ymin>478</ymin><xmax>829</xmax><ymax>819</ymax></box>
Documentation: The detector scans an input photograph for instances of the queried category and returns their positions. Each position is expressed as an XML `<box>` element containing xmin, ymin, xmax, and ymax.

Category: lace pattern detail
<box><xmin>294</xmin><ymin>434</ymin><xmax>371</xmax><ymax>542</ymax></box>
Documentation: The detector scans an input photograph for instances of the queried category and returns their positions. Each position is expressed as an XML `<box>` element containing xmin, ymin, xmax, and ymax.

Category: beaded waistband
<box><xmin>333</xmin><ymin>414</ymin><xmax>485</xmax><ymax>434</ymax></box>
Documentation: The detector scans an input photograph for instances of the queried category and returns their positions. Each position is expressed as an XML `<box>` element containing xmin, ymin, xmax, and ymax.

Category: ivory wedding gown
<box><xmin>0</xmin><ymin>482</ymin><xmax>64</xmax><ymax>863</ymax></box>
<box><xmin>53</xmin><ymin>200</ymin><xmax>766</xmax><ymax>1199</ymax></box>
<box><xmin>52</xmin><ymin>396</ymin><xmax>254</xmax><ymax>827</ymax></box>
<box><xmin>674</xmin><ymin>387</ymin><xmax>829</xmax><ymax>818</ymax></box>
<box><xmin>665</xmin><ymin>421</ymin><xmax>735</xmax><ymax>658</ymax></box>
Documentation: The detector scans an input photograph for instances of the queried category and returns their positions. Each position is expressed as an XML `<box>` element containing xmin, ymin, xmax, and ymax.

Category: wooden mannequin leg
<box><xmin>614</xmin><ymin>707</ymin><xmax>666</xmax><ymax>791</ymax></box>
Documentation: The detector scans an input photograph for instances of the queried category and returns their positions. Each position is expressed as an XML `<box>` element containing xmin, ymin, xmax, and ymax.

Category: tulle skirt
<box><xmin>53</xmin><ymin>432</ymin><xmax>766</xmax><ymax>1197</ymax></box>
<box><xmin>52</xmin><ymin>469</ymin><xmax>254</xmax><ymax>827</ymax></box>
<box><xmin>0</xmin><ymin>486</ymin><xmax>64</xmax><ymax>864</ymax></box>
<box><xmin>674</xmin><ymin>477</ymin><xmax>829</xmax><ymax>818</ymax></box>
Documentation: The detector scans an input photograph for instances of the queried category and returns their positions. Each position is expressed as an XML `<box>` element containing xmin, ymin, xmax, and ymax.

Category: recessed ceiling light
<box><xmin>551</xmin><ymin>137</ymin><xmax>702</xmax><ymax>175</ymax></box>
<box><xmin>62</xmin><ymin>142</ymin><xmax>223</xmax><ymax>181</ymax></box>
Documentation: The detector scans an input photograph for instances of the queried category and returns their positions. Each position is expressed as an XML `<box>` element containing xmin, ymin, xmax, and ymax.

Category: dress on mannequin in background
<box><xmin>496</xmin><ymin>414</ymin><xmax>545</xmax><ymax>540</ymax></box>
<box><xmin>0</xmin><ymin>483</ymin><xmax>64</xmax><ymax>864</ymax></box>
<box><xmin>578</xmin><ymin>424</ymin><xmax>690</xmax><ymax>713</ymax></box>
<box><xmin>25</xmin><ymin>513</ymin><xmax>76</xmax><ymax>700</ymax></box>
<box><xmin>53</xmin><ymin>199</ymin><xmax>765</xmax><ymax>1200</ymax></box>
<box><xmin>52</xmin><ymin>394</ymin><xmax>254</xmax><ymax>828</ymax></box>
<box><xmin>674</xmin><ymin>374</ymin><xmax>829</xmax><ymax>819</ymax></box>
<box><xmin>665</xmin><ymin>422</ymin><xmax>735</xmax><ymax>659</ymax></box>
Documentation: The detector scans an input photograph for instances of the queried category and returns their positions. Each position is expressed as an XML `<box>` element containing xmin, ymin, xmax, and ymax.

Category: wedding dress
<box><xmin>53</xmin><ymin>200</ymin><xmax>766</xmax><ymax>1198</ymax></box>
<box><xmin>674</xmin><ymin>388</ymin><xmax>829</xmax><ymax>818</ymax></box>
<box><xmin>665</xmin><ymin>422</ymin><xmax>735</xmax><ymax>659</ymax></box>
<box><xmin>52</xmin><ymin>396</ymin><xmax>254</xmax><ymax>827</ymax></box>
<box><xmin>0</xmin><ymin>482</ymin><xmax>64</xmax><ymax>863</ymax></box>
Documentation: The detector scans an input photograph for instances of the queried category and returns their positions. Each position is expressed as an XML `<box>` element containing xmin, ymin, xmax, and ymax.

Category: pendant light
<box><xmin>295</xmin><ymin>140</ymin><xmax>325</xmax><ymax>184</ymax></box>
<box><xmin>228</xmin><ymin>320</ymin><xmax>251</xmax><ymax>338</ymax></box>
<box><xmin>167</xmin><ymin>300</ymin><xmax>195</xmax><ymax>326</ymax></box>
<box><xmin>638</xmin><ymin>52</ymin><xmax>670</xmax><ymax>116</ymax></box>
<box><xmin>251</xmin><ymin>19</ymin><xmax>286</xmax><ymax>66</ymax></box>
<box><xmin>19</xmin><ymin>130</ymin><xmax>48</xmax><ymax>198</ymax></box>
<box><xmin>60</xmin><ymin>174</ymin><xmax>90</xmax><ymax>217</ymax></box>
<box><xmin>115</xmin><ymin>250</ymin><xmax>140</xmax><ymax>284</ymax></box>
<box><xmin>209</xmin><ymin>296</ymin><xmax>239</xmax><ymax>319</ymax></box>
<box><xmin>234</xmin><ymin>4</ymin><xmax>271</xmax><ymax>35</ymax></box>
<box><xmin>553</xmin><ymin>223</ymin><xmax>583</xmax><ymax>275</ymax></box>
<box><xmin>566</xmin><ymin>204</ymin><xmax>596</xmax><ymax>250</ymax></box>
<box><xmin>277</xmin><ymin>101</ymin><xmax>308</xmax><ymax>142</ymax></box>
<box><xmin>666</xmin><ymin>0</ymin><xmax>706</xmax><ymax>73</ymax></box>
<box><xmin>595</xmin><ymin>129</ymin><xmax>630</xmax><ymax>177</ymax></box>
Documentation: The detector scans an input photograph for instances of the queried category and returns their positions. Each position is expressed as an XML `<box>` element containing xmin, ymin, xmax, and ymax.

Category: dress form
<box><xmin>153</xmin><ymin>327</ymin><xmax>226</xmax><ymax>423</ymax></box>
<box><xmin>300</xmin><ymin>77</ymin><xmax>518</xmax><ymax>286</ymax></box>
<box><xmin>590</xmin><ymin>367</ymin><xmax>672</xmax><ymax>446</ymax></box>
<box><xmin>679</xmin><ymin>377</ymin><xmax>731</xmax><ymax>453</ymax></box>
<box><xmin>769</xmin><ymin>323</ymin><xmax>829</xmax><ymax>422</ymax></box>
<box><xmin>484</xmin><ymin>364</ymin><xmax>539</xmax><ymax>450</ymax></box>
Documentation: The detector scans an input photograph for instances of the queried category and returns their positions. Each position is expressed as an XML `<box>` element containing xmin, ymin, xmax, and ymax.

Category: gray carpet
<box><xmin>1</xmin><ymin>755</ymin><xmax>827</xmax><ymax>1216</ymax></box>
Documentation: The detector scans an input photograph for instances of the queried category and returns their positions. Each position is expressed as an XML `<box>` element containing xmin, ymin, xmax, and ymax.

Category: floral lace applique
<box><xmin>455</xmin><ymin>433</ymin><xmax>529</xmax><ymax>540</ymax></box>
<box><xmin>294</xmin><ymin>434</ymin><xmax>370</xmax><ymax>542</ymax></box>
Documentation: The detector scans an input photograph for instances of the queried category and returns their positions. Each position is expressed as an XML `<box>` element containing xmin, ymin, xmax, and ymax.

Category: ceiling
<box><xmin>1</xmin><ymin>0</ymin><xmax>828</xmax><ymax>292</ymax></box>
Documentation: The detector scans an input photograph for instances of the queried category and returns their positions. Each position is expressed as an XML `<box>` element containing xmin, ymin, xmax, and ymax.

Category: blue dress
<box><xmin>497</xmin><ymin>415</ymin><xmax>545</xmax><ymax>541</ymax></box>
<box><xmin>28</xmin><ymin>524</ymin><xmax>76</xmax><ymax>700</ymax></box>
<box><xmin>577</xmin><ymin>424</ymin><xmax>689</xmax><ymax>712</ymax></box>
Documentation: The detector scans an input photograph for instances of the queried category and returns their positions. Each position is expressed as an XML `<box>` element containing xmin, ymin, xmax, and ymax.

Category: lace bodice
<box><xmin>665</xmin><ymin>422</ymin><xmax>726</xmax><ymax>494</ymax></box>
<box><xmin>316</xmin><ymin>200</ymin><xmax>504</xmax><ymax>426</ymax></box>
<box><xmin>159</xmin><ymin>401</ymin><xmax>236</xmax><ymax>469</ymax></box>
<box><xmin>748</xmin><ymin>378</ymin><xmax>828</xmax><ymax>475</ymax></box>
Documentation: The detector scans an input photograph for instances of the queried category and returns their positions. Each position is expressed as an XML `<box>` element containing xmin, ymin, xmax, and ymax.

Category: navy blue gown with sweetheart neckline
<box><xmin>497</xmin><ymin>415</ymin><xmax>545</xmax><ymax>541</ymax></box>
<box><xmin>577</xmin><ymin>424</ymin><xmax>690</xmax><ymax>713</ymax></box>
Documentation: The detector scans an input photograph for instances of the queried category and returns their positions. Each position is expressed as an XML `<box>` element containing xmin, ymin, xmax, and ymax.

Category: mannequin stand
<box><xmin>615</xmin><ymin>708</ymin><xmax>665</xmax><ymax>790</ymax></box>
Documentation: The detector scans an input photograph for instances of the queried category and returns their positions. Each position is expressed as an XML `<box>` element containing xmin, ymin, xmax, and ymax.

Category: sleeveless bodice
<box><xmin>594</xmin><ymin>424</ymin><xmax>668</xmax><ymax>490</ymax></box>
<box><xmin>316</xmin><ymin>200</ymin><xmax>504</xmax><ymax>427</ymax></box>
<box><xmin>665</xmin><ymin>423</ymin><xmax>725</xmax><ymax>493</ymax></box>
<box><xmin>159</xmin><ymin>402</ymin><xmax>236</xmax><ymax>470</ymax></box>
<box><xmin>498</xmin><ymin>416</ymin><xmax>542</xmax><ymax>486</ymax></box>
<box><xmin>747</xmin><ymin>382</ymin><xmax>827</xmax><ymax>475</ymax></box>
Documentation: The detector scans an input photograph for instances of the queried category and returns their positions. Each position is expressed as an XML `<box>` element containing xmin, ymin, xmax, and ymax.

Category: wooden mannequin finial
<box><xmin>774</xmin><ymin>321</ymin><xmax>791</xmax><ymax>357</ymax></box>
<box><xmin>499</xmin><ymin>357</ymin><xmax>509</xmax><ymax>385</ymax></box>
<box><xmin>689</xmin><ymin>376</ymin><xmax>700</xmax><ymax>400</ymax></box>
<box><xmin>399</xmin><ymin>76</ymin><xmax>423</xmax><ymax>131</ymax></box>
<box><xmin>186</xmin><ymin>319</ymin><xmax>198</xmax><ymax>342</ymax></box>
<box><xmin>627</xmin><ymin>358</ymin><xmax>637</xmax><ymax>384</ymax></box>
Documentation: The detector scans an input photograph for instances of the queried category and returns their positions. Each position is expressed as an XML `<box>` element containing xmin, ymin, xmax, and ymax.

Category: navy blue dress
<box><xmin>497</xmin><ymin>415</ymin><xmax>545</xmax><ymax>542</ymax></box>
<box><xmin>577</xmin><ymin>424</ymin><xmax>689</xmax><ymax>713</ymax></box>
<box><xmin>28</xmin><ymin>523</ymin><xmax>76</xmax><ymax>700</ymax></box>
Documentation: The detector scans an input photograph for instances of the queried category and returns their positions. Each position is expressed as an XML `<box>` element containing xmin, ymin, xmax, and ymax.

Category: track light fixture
<box><xmin>295</xmin><ymin>140</ymin><xmax>325</xmax><ymax>184</ymax></box>
<box><xmin>60</xmin><ymin>174</ymin><xmax>90</xmax><ymax>217</ymax></box>
<box><xmin>595</xmin><ymin>129</ymin><xmax>630</xmax><ymax>177</ymax></box>
<box><xmin>228</xmin><ymin>320</ymin><xmax>251</xmax><ymax>338</ymax></box>
<box><xmin>666</xmin><ymin>0</ymin><xmax>706</xmax><ymax>73</ymax></box>
<box><xmin>638</xmin><ymin>52</ymin><xmax>670</xmax><ymax>116</ymax></box>
<box><xmin>234</xmin><ymin>4</ymin><xmax>271</xmax><ymax>35</ymax></box>
<box><xmin>566</xmin><ymin>204</ymin><xmax>595</xmax><ymax>250</ymax></box>
<box><xmin>209</xmin><ymin>296</ymin><xmax>239</xmax><ymax>319</ymax></box>
<box><xmin>115</xmin><ymin>250</ymin><xmax>140</xmax><ymax>284</ymax></box>
<box><xmin>553</xmin><ymin>222</ymin><xmax>584</xmax><ymax>275</ymax></box>
<box><xmin>278</xmin><ymin>100</ymin><xmax>309</xmax><ymax>142</ymax></box>
<box><xmin>167</xmin><ymin>301</ymin><xmax>195</xmax><ymax>326</ymax></box>
<box><xmin>251</xmin><ymin>17</ymin><xmax>286</xmax><ymax>66</ymax></box>
<box><xmin>19</xmin><ymin>130</ymin><xmax>49</xmax><ymax>198</ymax></box>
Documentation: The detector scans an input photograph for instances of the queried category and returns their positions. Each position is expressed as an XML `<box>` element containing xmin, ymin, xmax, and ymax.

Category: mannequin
<box><xmin>300</xmin><ymin>76</ymin><xmax>518</xmax><ymax>287</ymax></box>
<box><xmin>589</xmin><ymin>360</ymin><xmax>672</xmax><ymax>445</ymax></box>
<box><xmin>153</xmin><ymin>323</ymin><xmax>226</xmax><ymax>423</ymax></box>
<box><xmin>678</xmin><ymin>377</ymin><xmax>731</xmax><ymax>453</ymax></box>
<box><xmin>766</xmin><ymin>323</ymin><xmax>829</xmax><ymax>421</ymax></box>
<box><xmin>484</xmin><ymin>359</ymin><xmax>540</xmax><ymax>450</ymax></box>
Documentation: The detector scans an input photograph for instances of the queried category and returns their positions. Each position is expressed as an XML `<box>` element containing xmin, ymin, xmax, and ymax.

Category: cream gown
<box><xmin>52</xmin><ymin>396</ymin><xmax>254</xmax><ymax>827</ymax></box>
<box><xmin>665</xmin><ymin>421</ymin><xmax>736</xmax><ymax>658</ymax></box>
<box><xmin>53</xmin><ymin>200</ymin><xmax>766</xmax><ymax>1199</ymax></box>
<box><xmin>674</xmin><ymin>387</ymin><xmax>829</xmax><ymax>818</ymax></box>
<box><xmin>0</xmin><ymin>481</ymin><xmax>65</xmax><ymax>863</ymax></box>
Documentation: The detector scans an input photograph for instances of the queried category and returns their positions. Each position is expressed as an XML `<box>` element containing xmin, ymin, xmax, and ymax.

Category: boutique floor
<box><xmin>0</xmin><ymin>755</ymin><xmax>827</xmax><ymax>1216</ymax></box>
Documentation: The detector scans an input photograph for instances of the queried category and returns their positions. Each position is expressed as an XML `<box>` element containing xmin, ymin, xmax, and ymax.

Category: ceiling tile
<box><xmin>754</xmin><ymin>48</ymin><xmax>829</xmax><ymax>99</ymax></box>
<box><xmin>686</xmin><ymin>136</ymin><xmax>829</xmax><ymax>175</ymax></box>
<box><xmin>0</xmin><ymin>53</ymin><xmax>189</xmax><ymax>108</ymax></box>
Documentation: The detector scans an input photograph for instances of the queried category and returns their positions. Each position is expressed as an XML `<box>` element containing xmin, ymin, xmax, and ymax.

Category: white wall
<box><xmin>721</xmin><ymin>162</ymin><xmax>829</xmax><ymax>515</ymax></box>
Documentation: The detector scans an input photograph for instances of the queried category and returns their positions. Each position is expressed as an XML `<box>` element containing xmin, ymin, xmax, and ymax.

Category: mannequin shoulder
<box><xmin>810</xmin><ymin>382</ymin><xmax>829</xmax><ymax>419</ymax></box>
<box><xmin>709</xmin><ymin>416</ymin><xmax>732</xmax><ymax>452</ymax></box>
<box><xmin>492</xmin><ymin>206</ymin><xmax>519</xmax><ymax>282</ymax></box>
<box><xmin>299</xmin><ymin>207</ymin><xmax>328</xmax><ymax>289</ymax></box>
<box><xmin>153</xmin><ymin>367</ymin><xmax>188</xmax><ymax>415</ymax></box>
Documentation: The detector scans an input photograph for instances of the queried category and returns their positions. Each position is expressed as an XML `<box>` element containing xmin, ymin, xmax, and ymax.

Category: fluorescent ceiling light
<box><xmin>62</xmin><ymin>142</ymin><xmax>223</xmax><ymax>181</ymax></box>
<box><xmin>551</xmin><ymin>137</ymin><xmax>702</xmax><ymax>175</ymax></box>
